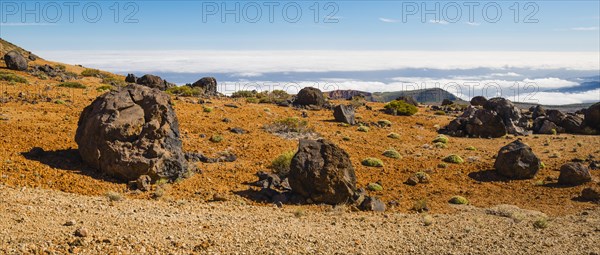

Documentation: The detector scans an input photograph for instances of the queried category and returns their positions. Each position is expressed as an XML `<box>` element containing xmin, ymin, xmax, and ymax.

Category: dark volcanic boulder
<box><xmin>533</xmin><ymin>118</ymin><xmax>561</xmax><ymax>134</ymax></box>
<box><xmin>4</xmin><ymin>51</ymin><xmax>28</xmax><ymax>71</ymax></box>
<box><xmin>484</xmin><ymin>98</ymin><xmax>527</xmax><ymax>135</ymax></box>
<box><xmin>585</xmin><ymin>102</ymin><xmax>600</xmax><ymax>130</ymax></box>
<box><xmin>136</xmin><ymin>74</ymin><xmax>174</xmax><ymax>91</ymax></box>
<box><xmin>465</xmin><ymin>109</ymin><xmax>507</xmax><ymax>138</ymax></box>
<box><xmin>125</xmin><ymin>73</ymin><xmax>138</xmax><ymax>83</ymax></box>
<box><xmin>288</xmin><ymin>139</ymin><xmax>357</xmax><ymax>204</ymax></box>
<box><xmin>396</xmin><ymin>96</ymin><xmax>418</xmax><ymax>106</ymax></box>
<box><xmin>470</xmin><ymin>96</ymin><xmax>487</xmax><ymax>106</ymax></box>
<box><xmin>558</xmin><ymin>162</ymin><xmax>591</xmax><ymax>186</ymax></box>
<box><xmin>561</xmin><ymin>114</ymin><xmax>585</xmax><ymax>134</ymax></box>
<box><xmin>333</xmin><ymin>105</ymin><xmax>356</xmax><ymax>125</ymax></box>
<box><xmin>545</xmin><ymin>110</ymin><xmax>566</xmax><ymax>124</ymax></box>
<box><xmin>294</xmin><ymin>87</ymin><xmax>326</xmax><ymax>107</ymax></box>
<box><xmin>494</xmin><ymin>140</ymin><xmax>540</xmax><ymax>179</ymax></box>
<box><xmin>75</xmin><ymin>85</ymin><xmax>189</xmax><ymax>182</ymax></box>
<box><xmin>531</xmin><ymin>105</ymin><xmax>546</xmax><ymax>119</ymax></box>
<box><xmin>191</xmin><ymin>77</ymin><xmax>218</xmax><ymax>96</ymax></box>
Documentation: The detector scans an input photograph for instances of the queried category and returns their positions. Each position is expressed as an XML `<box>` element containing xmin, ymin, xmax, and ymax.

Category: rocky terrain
<box><xmin>1</xmin><ymin>40</ymin><xmax>599</xmax><ymax>254</ymax></box>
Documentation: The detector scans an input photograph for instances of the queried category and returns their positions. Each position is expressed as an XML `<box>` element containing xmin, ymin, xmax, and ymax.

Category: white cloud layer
<box><xmin>37</xmin><ymin>50</ymin><xmax>600</xmax><ymax>74</ymax></box>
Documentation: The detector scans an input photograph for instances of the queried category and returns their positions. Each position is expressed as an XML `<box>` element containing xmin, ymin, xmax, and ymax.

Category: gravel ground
<box><xmin>1</xmin><ymin>184</ymin><xmax>599</xmax><ymax>254</ymax></box>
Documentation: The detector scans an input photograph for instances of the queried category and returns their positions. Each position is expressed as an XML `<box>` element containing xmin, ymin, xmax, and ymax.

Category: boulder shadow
<box><xmin>21</xmin><ymin>147</ymin><xmax>121</xmax><ymax>183</ymax></box>
<box><xmin>468</xmin><ymin>169</ymin><xmax>510</xmax><ymax>182</ymax></box>
<box><xmin>234</xmin><ymin>188</ymin><xmax>306</xmax><ymax>205</ymax></box>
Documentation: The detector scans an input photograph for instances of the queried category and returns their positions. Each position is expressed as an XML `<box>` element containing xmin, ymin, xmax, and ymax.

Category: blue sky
<box><xmin>1</xmin><ymin>1</ymin><xmax>599</xmax><ymax>51</ymax></box>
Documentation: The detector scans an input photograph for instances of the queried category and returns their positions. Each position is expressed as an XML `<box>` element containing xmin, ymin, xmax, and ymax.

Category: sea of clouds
<box><xmin>38</xmin><ymin>50</ymin><xmax>600</xmax><ymax>105</ymax></box>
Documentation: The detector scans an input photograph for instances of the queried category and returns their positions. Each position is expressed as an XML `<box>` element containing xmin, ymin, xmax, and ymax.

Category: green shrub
<box><xmin>81</xmin><ymin>68</ymin><xmax>101</xmax><ymax>77</ymax></box>
<box><xmin>434</xmin><ymin>110</ymin><xmax>446</xmax><ymax>115</ymax></box>
<box><xmin>377</xmin><ymin>119</ymin><xmax>392</xmax><ymax>127</ymax></box>
<box><xmin>203</xmin><ymin>107</ymin><xmax>213</xmax><ymax>113</ymax></box>
<box><xmin>101</xmin><ymin>76</ymin><xmax>127</xmax><ymax>87</ymax></box>
<box><xmin>415</xmin><ymin>172</ymin><xmax>431</xmax><ymax>183</ymax></box>
<box><xmin>209</xmin><ymin>135</ymin><xmax>223</xmax><ymax>143</ymax></box>
<box><xmin>270</xmin><ymin>150</ymin><xmax>295</xmax><ymax>175</ymax></box>
<box><xmin>434</xmin><ymin>142</ymin><xmax>447</xmax><ymax>149</ymax></box>
<box><xmin>422</xmin><ymin>214</ymin><xmax>434</xmax><ymax>226</ymax></box>
<box><xmin>384</xmin><ymin>100</ymin><xmax>418</xmax><ymax>116</ymax></box>
<box><xmin>166</xmin><ymin>86</ymin><xmax>203</xmax><ymax>97</ymax></box>
<box><xmin>96</xmin><ymin>85</ymin><xmax>113</xmax><ymax>92</ymax></box>
<box><xmin>448</xmin><ymin>196</ymin><xmax>468</xmax><ymax>205</ymax></box>
<box><xmin>382</xmin><ymin>148</ymin><xmax>401</xmax><ymax>159</ymax></box>
<box><xmin>387</xmin><ymin>132</ymin><xmax>400</xmax><ymax>139</ymax></box>
<box><xmin>265</xmin><ymin>117</ymin><xmax>312</xmax><ymax>134</ymax></box>
<box><xmin>57</xmin><ymin>82</ymin><xmax>86</xmax><ymax>89</ymax></box>
<box><xmin>413</xmin><ymin>199</ymin><xmax>429</xmax><ymax>212</ymax></box>
<box><xmin>367</xmin><ymin>183</ymin><xmax>383</xmax><ymax>191</ymax></box>
<box><xmin>246</xmin><ymin>97</ymin><xmax>259</xmax><ymax>104</ymax></box>
<box><xmin>533</xmin><ymin>218</ymin><xmax>549</xmax><ymax>229</ymax></box>
<box><xmin>231</xmin><ymin>90</ymin><xmax>257</xmax><ymax>98</ymax></box>
<box><xmin>54</xmin><ymin>99</ymin><xmax>66</xmax><ymax>105</ymax></box>
<box><xmin>540</xmin><ymin>162</ymin><xmax>546</xmax><ymax>169</ymax></box>
<box><xmin>465</xmin><ymin>146</ymin><xmax>477</xmax><ymax>151</ymax></box>
<box><xmin>443</xmin><ymin>154</ymin><xmax>464</xmax><ymax>164</ymax></box>
<box><xmin>55</xmin><ymin>64</ymin><xmax>66</xmax><ymax>71</ymax></box>
<box><xmin>105</xmin><ymin>191</ymin><xmax>123</xmax><ymax>202</ymax></box>
<box><xmin>0</xmin><ymin>72</ymin><xmax>28</xmax><ymax>84</ymax></box>
<box><xmin>362</xmin><ymin>157</ymin><xmax>384</xmax><ymax>167</ymax></box>
<box><xmin>357</xmin><ymin>125</ymin><xmax>370</xmax><ymax>132</ymax></box>
<box><xmin>342</xmin><ymin>136</ymin><xmax>351</xmax><ymax>141</ymax></box>
<box><xmin>432</xmin><ymin>135</ymin><xmax>449</xmax><ymax>144</ymax></box>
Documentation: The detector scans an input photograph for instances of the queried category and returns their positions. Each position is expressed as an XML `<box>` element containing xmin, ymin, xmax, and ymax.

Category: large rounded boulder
<box><xmin>585</xmin><ymin>102</ymin><xmax>600</xmax><ymax>131</ymax></box>
<box><xmin>294</xmin><ymin>87</ymin><xmax>326</xmax><ymax>107</ymax></box>
<box><xmin>494</xmin><ymin>139</ymin><xmax>540</xmax><ymax>179</ymax></box>
<box><xmin>333</xmin><ymin>104</ymin><xmax>356</xmax><ymax>125</ymax></box>
<box><xmin>288</xmin><ymin>139</ymin><xmax>357</xmax><ymax>204</ymax></box>
<box><xmin>558</xmin><ymin>162</ymin><xmax>591</xmax><ymax>186</ymax></box>
<box><xmin>136</xmin><ymin>74</ymin><xmax>174</xmax><ymax>91</ymax></box>
<box><xmin>75</xmin><ymin>85</ymin><xmax>189</xmax><ymax>181</ymax></box>
<box><xmin>191</xmin><ymin>77</ymin><xmax>218</xmax><ymax>96</ymax></box>
<box><xmin>470</xmin><ymin>96</ymin><xmax>488</xmax><ymax>106</ymax></box>
<box><xmin>3</xmin><ymin>51</ymin><xmax>28</xmax><ymax>71</ymax></box>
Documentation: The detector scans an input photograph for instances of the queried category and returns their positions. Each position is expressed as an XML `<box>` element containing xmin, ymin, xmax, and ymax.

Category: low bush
<box><xmin>0</xmin><ymin>71</ymin><xmax>28</xmax><ymax>84</ymax></box>
<box><xmin>264</xmin><ymin>117</ymin><xmax>312</xmax><ymax>134</ymax></box>
<box><xmin>382</xmin><ymin>148</ymin><xmax>401</xmax><ymax>159</ymax></box>
<box><xmin>367</xmin><ymin>183</ymin><xmax>383</xmax><ymax>191</ymax></box>
<box><xmin>448</xmin><ymin>196</ymin><xmax>468</xmax><ymax>205</ymax></box>
<box><xmin>270</xmin><ymin>150</ymin><xmax>296</xmax><ymax>176</ymax></box>
<box><xmin>81</xmin><ymin>68</ymin><xmax>101</xmax><ymax>77</ymax></box>
<box><xmin>209</xmin><ymin>135</ymin><xmax>223</xmax><ymax>143</ymax></box>
<box><xmin>357</xmin><ymin>125</ymin><xmax>370</xmax><ymax>132</ymax></box>
<box><xmin>166</xmin><ymin>86</ymin><xmax>203</xmax><ymax>97</ymax></box>
<box><xmin>203</xmin><ymin>107</ymin><xmax>213</xmax><ymax>113</ymax></box>
<box><xmin>377</xmin><ymin>119</ymin><xmax>392</xmax><ymax>127</ymax></box>
<box><xmin>57</xmin><ymin>82</ymin><xmax>86</xmax><ymax>89</ymax></box>
<box><xmin>387</xmin><ymin>132</ymin><xmax>400</xmax><ymax>139</ymax></box>
<box><xmin>96</xmin><ymin>85</ymin><xmax>113</xmax><ymax>92</ymax></box>
<box><xmin>384</xmin><ymin>100</ymin><xmax>418</xmax><ymax>116</ymax></box>
<box><xmin>432</xmin><ymin>135</ymin><xmax>449</xmax><ymax>144</ymax></box>
<box><xmin>465</xmin><ymin>146</ymin><xmax>477</xmax><ymax>151</ymax></box>
<box><xmin>443</xmin><ymin>154</ymin><xmax>464</xmax><ymax>164</ymax></box>
<box><xmin>362</xmin><ymin>157</ymin><xmax>384</xmax><ymax>167</ymax></box>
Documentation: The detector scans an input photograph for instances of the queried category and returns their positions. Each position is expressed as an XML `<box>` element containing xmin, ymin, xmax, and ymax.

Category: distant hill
<box><xmin>326</xmin><ymin>88</ymin><xmax>460</xmax><ymax>104</ymax></box>
<box><xmin>0</xmin><ymin>38</ymin><xmax>40</xmax><ymax>60</ymax></box>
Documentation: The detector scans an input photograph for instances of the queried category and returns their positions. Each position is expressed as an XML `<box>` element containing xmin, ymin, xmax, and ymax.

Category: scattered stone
<box><xmin>558</xmin><ymin>162</ymin><xmax>591</xmax><ymax>186</ymax></box>
<box><xmin>125</xmin><ymin>73</ymin><xmax>137</xmax><ymax>83</ymax></box>
<box><xmin>75</xmin><ymin>85</ymin><xmax>190</xmax><ymax>182</ymax></box>
<box><xmin>64</xmin><ymin>220</ymin><xmax>76</xmax><ymax>226</ymax></box>
<box><xmin>212</xmin><ymin>193</ymin><xmax>229</xmax><ymax>202</ymax></box>
<box><xmin>288</xmin><ymin>139</ymin><xmax>356</xmax><ymax>204</ymax></box>
<box><xmin>222</xmin><ymin>118</ymin><xmax>231</xmax><ymax>123</ymax></box>
<box><xmin>441</xmin><ymin>99</ymin><xmax>453</xmax><ymax>106</ymax></box>
<box><xmin>580</xmin><ymin>186</ymin><xmax>600</xmax><ymax>201</ymax></box>
<box><xmin>4</xmin><ymin>51</ymin><xmax>28</xmax><ymax>71</ymax></box>
<box><xmin>135</xmin><ymin>175</ymin><xmax>152</xmax><ymax>191</ymax></box>
<box><xmin>494</xmin><ymin>139</ymin><xmax>540</xmax><ymax>179</ymax></box>
<box><xmin>74</xmin><ymin>228</ymin><xmax>88</xmax><ymax>237</ymax></box>
<box><xmin>405</xmin><ymin>176</ymin><xmax>419</xmax><ymax>186</ymax></box>
<box><xmin>333</xmin><ymin>104</ymin><xmax>356</xmax><ymax>125</ymax></box>
<box><xmin>224</xmin><ymin>104</ymin><xmax>239</xmax><ymax>108</ymax></box>
<box><xmin>229</xmin><ymin>127</ymin><xmax>248</xmax><ymax>134</ymax></box>
<box><xmin>359</xmin><ymin>196</ymin><xmax>386</xmax><ymax>212</ymax></box>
